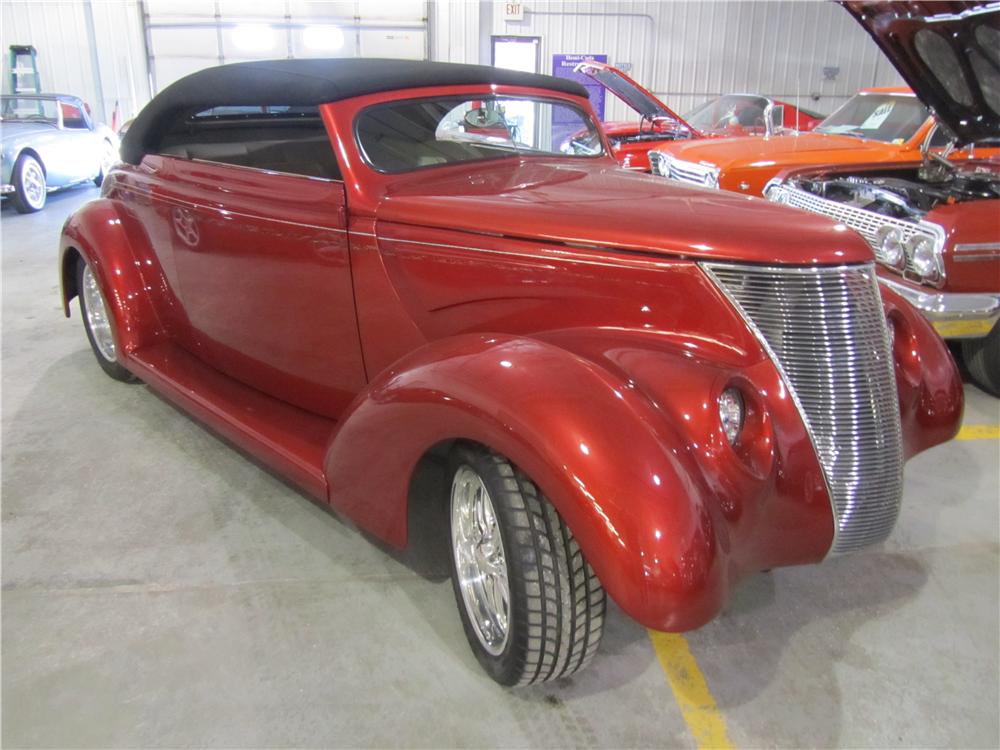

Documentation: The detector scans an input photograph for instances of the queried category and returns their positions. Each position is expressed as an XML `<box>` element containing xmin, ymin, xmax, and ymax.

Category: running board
<box><xmin>126</xmin><ymin>342</ymin><xmax>334</xmax><ymax>500</ymax></box>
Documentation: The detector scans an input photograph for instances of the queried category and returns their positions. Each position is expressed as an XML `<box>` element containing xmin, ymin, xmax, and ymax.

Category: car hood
<box><xmin>574</xmin><ymin>62</ymin><xmax>696</xmax><ymax>132</ymax></box>
<box><xmin>651</xmin><ymin>132</ymin><xmax>905</xmax><ymax>169</ymax></box>
<box><xmin>842</xmin><ymin>1</ymin><xmax>1000</xmax><ymax>145</ymax></box>
<box><xmin>376</xmin><ymin>158</ymin><xmax>872</xmax><ymax>266</ymax></box>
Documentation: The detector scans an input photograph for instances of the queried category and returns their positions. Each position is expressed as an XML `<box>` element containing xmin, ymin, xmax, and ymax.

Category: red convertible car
<box><xmin>60</xmin><ymin>58</ymin><xmax>961</xmax><ymax>686</ymax></box>
<box><xmin>575</xmin><ymin>61</ymin><xmax>822</xmax><ymax>171</ymax></box>
<box><xmin>766</xmin><ymin>1</ymin><xmax>1000</xmax><ymax>395</ymax></box>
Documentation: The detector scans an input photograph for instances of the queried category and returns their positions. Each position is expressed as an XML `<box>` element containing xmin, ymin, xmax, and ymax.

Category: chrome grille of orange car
<box><xmin>702</xmin><ymin>262</ymin><xmax>903</xmax><ymax>555</ymax></box>
<box><xmin>767</xmin><ymin>184</ymin><xmax>944</xmax><ymax>278</ymax></box>
<box><xmin>649</xmin><ymin>152</ymin><xmax>720</xmax><ymax>187</ymax></box>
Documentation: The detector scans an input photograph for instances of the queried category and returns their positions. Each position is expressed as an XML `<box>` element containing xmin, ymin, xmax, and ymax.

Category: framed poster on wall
<box><xmin>552</xmin><ymin>53</ymin><xmax>608</xmax><ymax>121</ymax></box>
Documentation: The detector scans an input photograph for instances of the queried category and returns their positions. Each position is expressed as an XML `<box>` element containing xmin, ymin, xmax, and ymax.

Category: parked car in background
<box><xmin>648</xmin><ymin>87</ymin><xmax>999</xmax><ymax>193</ymax></box>
<box><xmin>1</xmin><ymin>93</ymin><xmax>118</xmax><ymax>213</ymax></box>
<box><xmin>60</xmin><ymin>57</ymin><xmax>961</xmax><ymax>686</ymax></box>
<box><xmin>684</xmin><ymin>93</ymin><xmax>823</xmax><ymax>137</ymax></box>
<box><xmin>574</xmin><ymin>61</ymin><xmax>820</xmax><ymax>171</ymax></box>
<box><xmin>766</xmin><ymin>0</ymin><xmax>1000</xmax><ymax>395</ymax></box>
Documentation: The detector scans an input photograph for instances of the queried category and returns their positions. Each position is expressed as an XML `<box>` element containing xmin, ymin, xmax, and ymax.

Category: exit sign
<box><xmin>503</xmin><ymin>2</ymin><xmax>525</xmax><ymax>21</ymax></box>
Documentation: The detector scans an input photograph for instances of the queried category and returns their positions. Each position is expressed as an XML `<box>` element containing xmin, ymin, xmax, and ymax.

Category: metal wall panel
<box><xmin>1</xmin><ymin>0</ymin><xmax>905</xmax><ymax>127</ymax></box>
<box><xmin>1</xmin><ymin>1</ymin><xmax>149</xmax><ymax>124</ymax></box>
<box><xmin>487</xmin><ymin>0</ymin><xmax>903</xmax><ymax>120</ymax></box>
<box><xmin>144</xmin><ymin>1</ymin><xmax>429</xmax><ymax>92</ymax></box>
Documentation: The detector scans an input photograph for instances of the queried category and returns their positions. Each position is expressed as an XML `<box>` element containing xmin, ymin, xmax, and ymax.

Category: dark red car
<box><xmin>766</xmin><ymin>1</ymin><xmax>1000</xmax><ymax>395</ymax></box>
<box><xmin>574</xmin><ymin>61</ymin><xmax>822</xmax><ymax>172</ymax></box>
<box><xmin>60</xmin><ymin>58</ymin><xmax>960</xmax><ymax>686</ymax></box>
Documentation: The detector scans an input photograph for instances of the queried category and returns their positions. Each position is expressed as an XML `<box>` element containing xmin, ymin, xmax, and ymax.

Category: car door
<box><xmin>53</xmin><ymin>99</ymin><xmax>99</xmax><ymax>181</ymax></box>
<box><xmin>112</xmin><ymin>110</ymin><xmax>366</xmax><ymax>420</ymax></box>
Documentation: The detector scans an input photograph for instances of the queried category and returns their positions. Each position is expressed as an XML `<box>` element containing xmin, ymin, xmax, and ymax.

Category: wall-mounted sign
<box><xmin>552</xmin><ymin>53</ymin><xmax>608</xmax><ymax>121</ymax></box>
<box><xmin>503</xmin><ymin>3</ymin><xmax>525</xmax><ymax>22</ymax></box>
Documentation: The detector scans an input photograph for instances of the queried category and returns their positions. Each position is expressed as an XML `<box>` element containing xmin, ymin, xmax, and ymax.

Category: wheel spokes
<box><xmin>450</xmin><ymin>464</ymin><xmax>511</xmax><ymax>656</ymax></box>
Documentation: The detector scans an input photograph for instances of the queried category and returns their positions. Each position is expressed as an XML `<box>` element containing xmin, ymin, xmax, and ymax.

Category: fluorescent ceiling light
<box><xmin>303</xmin><ymin>25</ymin><xmax>344</xmax><ymax>51</ymax></box>
<box><xmin>233</xmin><ymin>24</ymin><xmax>274</xmax><ymax>52</ymax></box>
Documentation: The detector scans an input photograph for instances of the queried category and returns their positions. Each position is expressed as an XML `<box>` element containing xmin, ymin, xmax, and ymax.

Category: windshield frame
<box><xmin>353</xmin><ymin>93</ymin><xmax>608</xmax><ymax>175</ymax></box>
<box><xmin>813</xmin><ymin>91</ymin><xmax>931</xmax><ymax>145</ymax></box>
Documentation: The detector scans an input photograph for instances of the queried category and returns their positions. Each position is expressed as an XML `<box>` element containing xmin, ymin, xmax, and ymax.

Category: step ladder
<box><xmin>9</xmin><ymin>45</ymin><xmax>41</xmax><ymax>94</ymax></box>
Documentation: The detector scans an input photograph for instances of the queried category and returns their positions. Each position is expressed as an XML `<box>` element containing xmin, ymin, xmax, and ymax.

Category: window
<box><xmin>157</xmin><ymin>105</ymin><xmax>342</xmax><ymax>180</ymax></box>
<box><xmin>60</xmin><ymin>101</ymin><xmax>87</xmax><ymax>129</ymax></box>
<box><xmin>814</xmin><ymin>94</ymin><xmax>930</xmax><ymax>143</ymax></box>
<box><xmin>0</xmin><ymin>96</ymin><xmax>58</xmax><ymax>123</ymax></box>
<box><xmin>356</xmin><ymin>95</ymin><xmax>604</xmax><ymax>173</ymax></box>
<box><xmin>685</xmin><ymin>95</ymin><xmax>771</xmax><ymax>135</ymax></box>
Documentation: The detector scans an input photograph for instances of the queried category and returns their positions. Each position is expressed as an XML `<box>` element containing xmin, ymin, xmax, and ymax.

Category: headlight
<box><xmin>875</xmin><ymin>226</ymin><xmax>907</xmax><ymax>270</ymax></box>
<box><xmin>908</xmin><ymin>235</ymin><xmax>942</xmax><ymax>282</ymax></box>
<box><xmin>768</xmin><ymin>187</ymin><xmax>788</xmax><ymax>204</ymax></box>
<box><xmin>718</xmin><ymin>388</ymin><xmax>745</xmax><ymax>446</ymax></box>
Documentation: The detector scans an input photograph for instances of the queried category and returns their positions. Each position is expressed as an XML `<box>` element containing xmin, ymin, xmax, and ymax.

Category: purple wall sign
<box><xmin>552</xmin><ymin>53</ymin><xmax>608</xmax><ymax>121</ymax></box>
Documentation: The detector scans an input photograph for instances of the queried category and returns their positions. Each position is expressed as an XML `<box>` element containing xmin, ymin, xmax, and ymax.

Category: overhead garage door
<box><xmin>143</xmin><ymin>0</ymin><xmax>428</xmax><ymax>93</ymax></box>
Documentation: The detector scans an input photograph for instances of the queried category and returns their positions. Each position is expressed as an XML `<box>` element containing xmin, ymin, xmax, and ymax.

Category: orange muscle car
<box><xmin>648</xmin><ymin>86</ymin><xmax>997</xmax><ymax>195</ymax></box>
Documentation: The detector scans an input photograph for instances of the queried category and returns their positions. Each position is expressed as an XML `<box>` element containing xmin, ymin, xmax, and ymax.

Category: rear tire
<box><xmin>448</xmin><ymin>444</ymin><xmax>606</xmax><ymax>686</ymax></box>
<box><xmin>11</xmin><ymin>153</ymin><xmax>46</xmax><ymax>213</ymax></box>
<box><xmin>77</xmin><ymin>258</ymin><xmax>137</xmax><ymax>383</ymax></box>
<box><xmin>962</xmin><ymin>324</ymin><xmax>1000</xmax><ymax>397</ymax></box>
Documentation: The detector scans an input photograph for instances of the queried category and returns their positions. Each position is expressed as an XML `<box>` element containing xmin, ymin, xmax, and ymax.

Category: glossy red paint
<box><xmin>61</xmin><ymin>80</ymin><xmax>962</xmax><ymax>634</ymax></box>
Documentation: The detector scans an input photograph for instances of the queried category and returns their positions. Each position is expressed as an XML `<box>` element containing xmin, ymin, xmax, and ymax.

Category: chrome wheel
<box><xmin>82</xmin><ymin>264</ymin><xmax>116</xmax><ymax>362</ymax></box>
<box><xmin>20</xmin><ymin>156</ymin><xmax>46</xmax><ymax>209</ymax></box>
<box><xmin>451</xmin><ymin>465</ymin><xmax>510</xmax><ymax>656</ymax></box>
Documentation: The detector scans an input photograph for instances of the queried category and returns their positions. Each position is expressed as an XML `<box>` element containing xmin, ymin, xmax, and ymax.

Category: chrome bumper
<box><xmin>0</xmin><ymin>184</ymin><xmax>14</xmax><ymax>195</ymax></box>
<box><xmin>881</xmin><ymin>277</ymin><xmax>1000</xmax><ymax>338</ymax></box>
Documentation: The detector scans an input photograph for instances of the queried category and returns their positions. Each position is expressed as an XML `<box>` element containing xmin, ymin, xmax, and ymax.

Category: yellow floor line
<box><xmin>956</xmin><ymin>425</ymin><xmax>1000</xmax><ymax>440</ymax></box>
<box><xmin>648</xmin><ymin>630</ymin><xmax>735</xmax><ymax>750</ymax></box>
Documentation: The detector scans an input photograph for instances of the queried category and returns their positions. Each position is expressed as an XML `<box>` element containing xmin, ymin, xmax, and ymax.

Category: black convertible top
<box><xmin>120</xmin><ymin>58</ymin><xmax>589</xmax><ymax>164</ymax></box>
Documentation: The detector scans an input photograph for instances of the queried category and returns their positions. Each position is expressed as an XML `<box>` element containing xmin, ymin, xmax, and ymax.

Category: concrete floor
<box><xmin>2</xmin><ymin>186</ymin><xmax>998</xmax><ymax>749</ymax></box>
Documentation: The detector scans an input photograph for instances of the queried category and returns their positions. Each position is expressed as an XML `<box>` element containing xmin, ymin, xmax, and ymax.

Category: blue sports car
<box><xmin>1</xmin><ymin>93</ymin><xmax>118</xmax><ymax>213</ymax></box>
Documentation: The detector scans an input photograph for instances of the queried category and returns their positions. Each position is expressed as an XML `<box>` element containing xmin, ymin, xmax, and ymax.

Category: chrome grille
<box><xmin>649</xmin><ymin>151</ymin><xmax>666</xmax><ymax>177</ymax></box>
<box><xmin>703</xmin><ymin>262</ymin><xmax>903</xmax><ymax>555</ymax></box>
<box><xmin>649</xmin><ymin>152</ymin><xmax>720</xmax><ymax>187</ymax></box>
<box><xmin>767</xmin><ymin>184</ymin><xmax>943</xmax><ymax>276</ymax></box>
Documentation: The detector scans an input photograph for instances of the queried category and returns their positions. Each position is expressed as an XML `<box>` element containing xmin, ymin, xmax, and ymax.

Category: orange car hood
<box><xmin>652</xmin><ymin>132</ymin><xmax>909</xmax><ymax>169</ymax></box>
<box><xmin>376</xmin><ymin>158</ymin><xmax>872</xmax><ymax>266</ymax></box>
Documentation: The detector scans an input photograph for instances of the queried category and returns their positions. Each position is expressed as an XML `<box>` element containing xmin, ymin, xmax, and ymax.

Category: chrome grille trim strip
<box><xmin>767</xmin><ymin>184</ymin><xmax>945</xmax><ymax>277</ymax></box>
<box><xmin>650</xmin><ymin>152</ymin><xmax>720</xmax><ymax>187</ymax></box>
<box><xmin>701</xmin><ymin>262</ymin><xmax>904</xmax><ymax>555</ymax></box>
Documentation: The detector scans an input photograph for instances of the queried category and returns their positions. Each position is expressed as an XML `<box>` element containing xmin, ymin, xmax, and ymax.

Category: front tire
<box><xmin>962</xmin><ymin>323</ymin><xmax>1000</xmax><ymax>397</ymax></box>
<box><xmin>11</xmin><ymin>153</ymin><xmax>46</xmax><ymax>213</ymax></box>
<box><xmin>77</xmin><ymin>258</ymin><xmax>137</xmax><ymax>383</ymax></box>
<box><xmin>448</xmin><ymin>444</ymin><xmax>606</xmax><ymax>686</ymax></box>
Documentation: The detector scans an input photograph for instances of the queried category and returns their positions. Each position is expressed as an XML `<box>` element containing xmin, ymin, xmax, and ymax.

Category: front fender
<box><xmin>879</xmin><ymin>283</ymin><xmax>964</xmax><ymax>455</ymax></box>
<box><xmin>60</xmin><ymin>198</ymin><xmax>166</xmax><ymax>354</ymax></box>
<box><xmin>323</xmin><ymin>332</ymin><xmax>826</xmax><ymax>631</ymax></box>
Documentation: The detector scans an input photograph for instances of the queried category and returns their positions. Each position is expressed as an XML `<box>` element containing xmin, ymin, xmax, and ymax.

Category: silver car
<box><xmin>1</xmin><ymin>94</ymin><xmax>118</xmax><ymax>213</ymax></box>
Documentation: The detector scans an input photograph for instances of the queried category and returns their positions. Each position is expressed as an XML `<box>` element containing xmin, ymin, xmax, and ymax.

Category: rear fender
<box><xmin>324</xmin><ymin>333</ymin><xmax>749</xmax><ymax>631</ymax></box>
<box><xmin>60</xmin><ymin>198</ymin><xmax>166</xmax><ymax>354</ymax></box>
